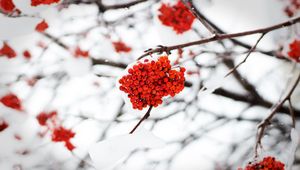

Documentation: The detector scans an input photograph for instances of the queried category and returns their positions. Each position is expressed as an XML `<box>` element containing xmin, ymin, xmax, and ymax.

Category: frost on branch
<box><xmin>89</xmin><ymin>128</ymin><xmax>165</xmax><ymax>170</ymax></box>
<box><xmin>284</xmin><ymin>128</ymin><xmax>299</xmax><ymax>170</ymax></box>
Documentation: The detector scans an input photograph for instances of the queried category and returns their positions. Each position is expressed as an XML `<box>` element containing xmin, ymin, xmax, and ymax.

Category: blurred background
<box><xmin>0</xmin><ymin>0</ymin><xmax>300</xmax><ymax>169</ymax></box>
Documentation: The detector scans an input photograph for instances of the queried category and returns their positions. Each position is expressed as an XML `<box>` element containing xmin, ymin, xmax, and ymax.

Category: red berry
<box><xmin>74</xmin><ymin>47</ymin><xmax>89</xmax><ymax>58</ymax></box>
<box><xmin>0</xmin><ymin>43</ymin><xmax>17</xmax><ymax>59</ymax></box>
<box><xmin>287</xmin><ymin>39</ymin><xmax>300</xmax><ymax>62</ymax></box>
<box><xmin>112</xmin><ymin>41</ymin><xmax>132</xmax><ymax>53</ymax></box>
<box><xmin>51</xmin><ymin>126</ymin><xmax>76</xmax><ymax>151</ymax></box>
<box><xmin>36</xmin><ymin>111</ymin><xmax>57</xmax><ymax>126</ymax></box>
<box><xmin>35</xmin><ymin>20</ymin><xmax>49</xmax><ymax>33</ymax></box>
<box><xmin>283</xmin><ymin>0</ymin><xmax>300</xmax><ymax>17</ymax></box>
<box><xmin>0</xmin><ymin>120</ymin><xmax>8</xmax><ymax>132</ymax></box>
<box><xmin>0</xmin><ymin>93</ymin><xmax>22</xmax><ymax>111</ymax></box>
<box><xmin>31</xmin><ymin>0</ymin><xmax>60</xmax><ymax>6</ymax></box>
<box><xmin>23</xmin><ymin>50</ymin><xmax>31</xmax><ymax>59</ymax></box>
<box><xmin>0</xmin><ymin>0</ymin><xmax>15</xmax><ymax>13</ymax></box>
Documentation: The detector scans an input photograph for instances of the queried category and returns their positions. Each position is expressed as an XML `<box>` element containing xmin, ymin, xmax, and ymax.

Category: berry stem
<box><xmin>129</xmin><ymin>106</ymin><xmax>153</xmax><ymax>134</ymax></box>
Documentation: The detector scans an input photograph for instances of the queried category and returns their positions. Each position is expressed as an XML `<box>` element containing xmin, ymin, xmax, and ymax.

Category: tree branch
<box><xmin>129</xmin><ymin>106</ymin><xmax>153</xmax><ymax>134</ymax></box>
<box><xmin>255</xmin><ymin>70</ymin><xmax>300</xmax><ymax>156</ymax></box>
<box><xmin>139</xmin><ymin>16</ymin><xmax>300</xmax><ymax>59</ymax></box>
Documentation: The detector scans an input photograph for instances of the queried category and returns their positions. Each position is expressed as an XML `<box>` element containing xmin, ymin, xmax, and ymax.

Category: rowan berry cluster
<box><xmin>119</xmin><ymin>56</ymin><xmax>185</xmax><ymax>110</ymax></box>
<box><xmin>288</xmin><ymin>39</ymin><xmax>300</xmax><ymax>62</ymax></box>
<box><xmin>36</xmin><ymin>111</ymin><xmax>76</xmax><ymax>151</ymax></box>
<box><xmin>158</xmin><ymin>1</ymin><xmax>195</xmax><ymax>34</ymax></box>
<box><xmin>239</xmin><ymin>156</ymin><xmax>285</xmax><ymax>170</ymax></box>
<box><xmin>0</xmin><ymin>93</ymin><xmax>22</xmax><ymax>111</ymax></box>
<box><xmin>284</xmin><ymin>0</ymin><xmax>300</xmax><ymax>17</ymax></box>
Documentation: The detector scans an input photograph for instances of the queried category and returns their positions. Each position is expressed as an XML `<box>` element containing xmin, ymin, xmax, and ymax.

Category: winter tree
<box><xmin>0</xmin><ymin>0</ymin><xmax>300</xmax><ymax>170</ymax></box>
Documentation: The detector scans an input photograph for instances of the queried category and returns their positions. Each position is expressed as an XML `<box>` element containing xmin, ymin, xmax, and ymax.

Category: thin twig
<box><xmin>182</xmin><ymin>0</ymin><xmax>218</xmax><ymax>35</ymax></box>
<box><xmin>129</xmin><ymin>106</ymin><xmax>153</xmax><ymax>134</ymax></box>
<box><xmin>138</xmin><ymin>16</ymin><xmax>300</xmax><ymax>59</ymax></box>
<box><xmin>255</xmin><ymin>71</ymin><xmax>300</xmax><ymax>156</ymax></box>
<box><xmin>225</xmin><ymin>33</ymin><xmax>266</xmax><ymax>77</ymax></box>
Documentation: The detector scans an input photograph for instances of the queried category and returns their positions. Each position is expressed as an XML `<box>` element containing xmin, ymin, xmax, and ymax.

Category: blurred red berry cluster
<box><xmin>31</xmin><ymin>0</ymin><xmax>60</xmax><ymax>6</ymax></box>
<box><xmin>119</xmin><ymin>56</ymin><xmax>185</xmax><ymax>110</ymax></box>
<box><xmin>36</xmin><ymin>111</ymin><xmax>76</xmax><ymax>151</ymax></box>
<box><xmin>0</xmin><ymin>93</ymin><xmax>22</xmax><ymax>111</ymax></box>
<box><xmin>0</xmin><ymin>120</ymin><xmax>9</xmax><ymax>132</ymax></box>
<box><xmin>35</xmin><ymin>20</ymin><xmax>49</xmax><ymax>33</ymax></box>
<box><xmin>23</xmin><ymin>50</ymin><xmax>32</xmax><ymax>59</ymax></box>
<box><xmin>0</xmin><ymin>43</ymin><xmax>17</xmax><ymax>59</ymax></box>
<box><xmin>51</xmin><ymin>126</ymin><xmax>76</xmax><ymax>151</ymax></box>
<box><xmin>284</xmin><ymin>0</ymin><xmax>300</xmax><ymax>17</ymax></box>
<box><xmin>0</xmin><ymin>0</ymin><xmax>15</xmax><ymax>13</ymax></box>
<box><xmin>36</xmin><ymin>111</ymin><xmax>57</xmax><ymax>126</ymax></box>
<box><xmin>74</xmin><ymin>47</ymin><xmax>89</xmax><ymax>58</ymax></box>
<box><xmin>112</xmin><ymin>41</ymin><xmax>132</xmax><ymax>53</ymax></box>
<box><xmin>158</xmin><ymin>1</ymin><xmax>195</xmax><ymax>34</ymax></box>
<box><xmin>288</xmin><ymin>39</ymin><xmax>300</xmax><ymax>62</ymax></box>
<box><xmin>238</xmin><ymin>156</ymin><xmax>285</xmax><ymax>170</ymax></box>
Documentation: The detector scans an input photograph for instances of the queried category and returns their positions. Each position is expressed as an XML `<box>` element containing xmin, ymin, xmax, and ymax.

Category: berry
<box><xmin>0</xmin><ymin>43</ymin><xmax>17</xmax><ymax>59</ymax></box>
<box><xmin>287</xmin><ymin>39</ymin><xmax>300</xmax><ymax>62</ymax></box>
<box><xmin>0</xmin><ymin>120</ymin><xmax>8</xmax><ymax>132</ymax></box>
<box><xmin>239</xmin><ymin>156</ymin><xmax>285</xmax><ymax>170</ymax></box>
<box><xmin>31</xmin><ymin>0</ymin><xmax>60</xmax><ymax>6</ymax></box>
<box><xmin>283</xmin><ymin>0</ymin><xmax>300</xmax><ymax>17</ymax></box>
<box><xmin>0</xmin><ymin>93</ymin><xmax>22</xmax><ymax>111</ymax></box>
<box><xmin>35</xmin><ymin>20</ymin><xmax>49</xmax><ymax>33</ymax></box>
<box><xmin>36</xmin><ymin>111</ymin><xmax>57</xmax><ymax>126</ymax></box>
<box><xmin>74</xmin><ymin>47</ymin><xmax>89</xmax><ymax>58</ymax></box>
<box><xmin>112</xmin><ymin>41</ymin><xmax>132</xmax><ymax>53</ymax></box>
<box><xmin>51</xmin><ymin>126</ymin><xmax>76</xmax><ymax>151</ymax></box>
<box><xmin>0</xmin><ymin>0</ymin><xmax>15</xmax><ymax>13</ymax></box>
<box><xmin>158</xmin><ymin>1</ymin><xmax>195</xmax><ymax>34</ymax></box>
<box><xmin>119</xmin><ymin>56</ymin><xmax>185</xmax><ymax>110</ymax></box>
<box><xmin>23</xmin><ymin>50</ymin><xmax>31</xmax><ymax>59</ymax></box>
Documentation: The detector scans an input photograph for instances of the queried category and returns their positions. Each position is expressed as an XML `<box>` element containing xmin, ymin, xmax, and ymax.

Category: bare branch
<box><xmin>129</xmin><ymin>106</ymin><xmax>153</xmax><ymax>134</ymax></box>
<box><xmin>255</xmin><ymin>70</ymin><xmax>300</xmax><ymax>156</ymax></box>
<box><xmin>225</xmin><ymin>33</ymin><xmax>266</xmax><ymax>77</ymax></box>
